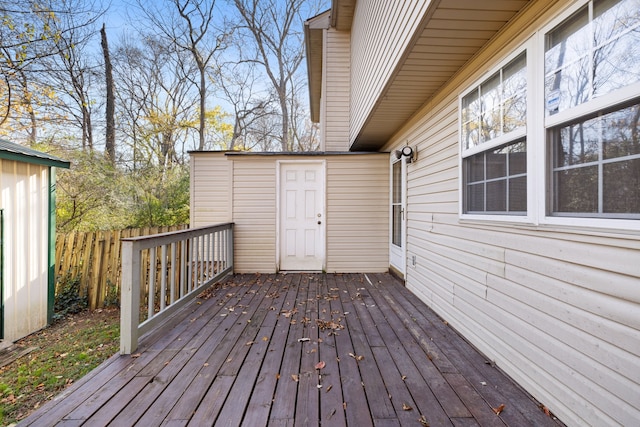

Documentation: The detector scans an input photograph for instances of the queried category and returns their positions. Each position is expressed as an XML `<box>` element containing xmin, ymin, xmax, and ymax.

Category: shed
<box><xmin>0</xmin><ymin>140</ymin><xmax>70</xmax><ymax>343</ymax></box>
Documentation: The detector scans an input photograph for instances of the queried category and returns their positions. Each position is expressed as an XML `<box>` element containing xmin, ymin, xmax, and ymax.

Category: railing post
<box><xmin>120</xmin><ymin>240</ymin><xmax>140</xmax><ymax>354</ymax></box>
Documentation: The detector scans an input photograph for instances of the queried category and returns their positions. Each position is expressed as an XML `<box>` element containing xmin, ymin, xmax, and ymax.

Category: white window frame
<box><xmin>457</xmin><ymin>0</ymin><xmax>640</xmax><ymax>232</ymax></box>
<box><xmin>458</xmin><ymin>43</ymin><xmax>535</xmax><ymax>224</ymax></box>
<box><xmin>538</xmin><ymin>0</ymin><xmax>640</xmax><ymax>231</ymax></box>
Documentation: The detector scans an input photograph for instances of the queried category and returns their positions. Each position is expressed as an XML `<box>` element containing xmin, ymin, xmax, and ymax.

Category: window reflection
<box><xmin>551</xmin><ymin>103</ymin><xmax>640</xmax><ymax>216</ymax></box>
<box><xmin>545</xmin><ymin>0</ymin><xmax>640</xmax><ymax>116</ymax></box>
<box><xmin>462</xmin><ymin>53</ymin><xmax>527</xmax><ymax>150</ymax></box>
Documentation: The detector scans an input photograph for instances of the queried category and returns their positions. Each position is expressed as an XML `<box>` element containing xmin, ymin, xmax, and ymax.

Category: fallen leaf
<box><xmin>246</xmin><ymin>341</ymin><xmax>255</xmax><ymax>346</ymax></box>
<box><xmin>291</xmin><ymin>374</ymin><xmax>299</xmax><ymax>382</ymax></box>
<box><xmin>262</xmin><ymin>336</ymin><xmax>269</xmax><ymax>341</ymax></box>
<box><xmin>131</xmin><ymin>353</ymin><xmax>141</xmax><ymax>358</ymax></box>
<box><xmin>418</xmin><ymin>415</ymin><xmax>430</xmax><ymax>426</ymax></box>
<box><xmin>276</xmin><ymin>373</ymin><xmax>281</xmax><ymax>380</ymax></box>
<box><xmin>315</xmin><ymin>361</ymin><xmax>326</xmax><ymax>370</ymax></box>
<box><xmin>298</xmin><ymin>337</ymin><xmax>310</xmax><ymax>342</ymax></box>
<box><xmin>326</xmin><ymin>384</ymin><xmax>333</xmax><ymax>393</ymax></box>
<box><xmin>493</xmin><ymin>404</ymin><xmax>505</xmax><ymax>415</ymax></box>
<box><xmin>401</xmin><ymin>375</ymin><xmax>407</xmax><ymax>381</ymax></box>
<box><xmin>402</xmin><ymin>403</ymin><xmax>413</xmax><ymax>411</ymax></box>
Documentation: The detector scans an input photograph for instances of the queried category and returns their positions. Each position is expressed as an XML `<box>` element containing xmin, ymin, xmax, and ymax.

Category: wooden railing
<box><xmin>120</xmin><ymin>223</ymin><xmax>234</xmax><ymax>354</ymax></box>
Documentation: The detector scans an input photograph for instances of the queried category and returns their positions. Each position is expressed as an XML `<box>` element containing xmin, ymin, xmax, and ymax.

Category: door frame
<box><xmin>389</xmin><ymin>154</ymin><xmax>407</xmax><ymax>277</ymax></box>
<box><xmin>276</xmin><ymin>160</ymin><xmax>326</xmax><ymax>271</ymax></box>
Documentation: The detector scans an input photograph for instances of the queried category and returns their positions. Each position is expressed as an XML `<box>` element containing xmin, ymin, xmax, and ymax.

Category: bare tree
<box><xmin>114</xmin><ymin>35</ymin><xmax>200</xmax><ymax>169</ymax></box>
<box><xmin>136</xmin><ymin>0</ymin><xmax>228</xmax><ymax>151</ymax></box>
<box><xmin>0</xmin><ymin>0</ymin><xmax>96</xmax><ymax>142</ymax></box>
<box><xmin>37</xmin><ymin>0</ymin><xmax>106</xmax><ymax>150</ymax></box>
<box><xmin>230</xmin><ymin>0</ymin><xmax>322</xmax><ymax>151</ymax></box>
<box><xmin>215</xmin><ymin>60</ymin><xmax>275</xmax><ymax>150</ymax></box>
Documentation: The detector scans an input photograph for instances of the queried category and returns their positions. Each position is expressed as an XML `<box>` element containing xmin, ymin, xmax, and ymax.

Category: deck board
<box><xmin>18</xmin><ymin>273</ymin><xmax>564</xmax><ymax>427</ymax></box>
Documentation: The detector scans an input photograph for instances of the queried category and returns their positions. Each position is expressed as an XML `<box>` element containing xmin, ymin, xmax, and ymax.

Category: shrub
<box><xmin>54</xmin><ymin>271</ymin><xmax>88</xmax><ymax>317</ymax></box>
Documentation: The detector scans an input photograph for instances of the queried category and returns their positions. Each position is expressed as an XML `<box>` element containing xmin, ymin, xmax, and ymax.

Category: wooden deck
<box><xmin>19</xmin><ymin>273</ymin><xmax>563</xmax><ymax>426</ymax></box>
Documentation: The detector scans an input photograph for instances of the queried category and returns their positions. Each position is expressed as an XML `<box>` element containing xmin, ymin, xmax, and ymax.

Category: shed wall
<box><xmin>0</xmin><ymin>159</ymin><xmax>50</xmax><ymax>342</ymax></box>
<box><xmin>380</xmin><ymin>2</ymin><xmax>640</xmax><ymax>425</ymax></box>
<box><xmin>190</xmin><ymin>152</ymin><xmax>232</xmax><ymax>226</ymax></box>
<box><xmin>190</xmin><ymin>153</ymin><xmax>389</xmax><ymax>274</ymax></box>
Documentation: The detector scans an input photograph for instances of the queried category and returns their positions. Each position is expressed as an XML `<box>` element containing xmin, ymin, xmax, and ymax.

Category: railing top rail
<box><xmin>121</xmin><ymin>222</ymin><xmax>234</xmax><ymax>249</ymax></box>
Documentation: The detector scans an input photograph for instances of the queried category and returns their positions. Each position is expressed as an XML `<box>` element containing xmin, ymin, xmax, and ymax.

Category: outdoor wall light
<box><xmin>395</xmin><ymin>145</ymin><xmax>417</xmax><ymax>163</ymax></box>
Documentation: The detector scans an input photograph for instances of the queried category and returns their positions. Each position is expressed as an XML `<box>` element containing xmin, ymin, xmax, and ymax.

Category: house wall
<box><xmin>190</xmin><ymin>152</ymin><xmax>389</xmax><ymax>274</ymax></box>
<box><xmin>0</xmin><ymin>159</ymin><xmax>50</xmax><ymax>342</ymax></box>
<box><xmin>380</xmin><ymin>1</ymin><xmax>640</xmax><ymax>426</ymax></box>
<box><xmin>349</xmin><ymin>0</ymin><xmax>431</xmax><ymax>144</ymax></box>
<box><xmin>322</xmin><ymin>28</ymin><xmax>351</xmax><ymax>152</ymax></box>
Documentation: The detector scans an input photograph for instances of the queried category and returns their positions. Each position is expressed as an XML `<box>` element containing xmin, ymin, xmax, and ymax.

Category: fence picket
<box><xmin>54</xmin><ymin>225</ymin><xmax>187</xmax><ymax>309</ymax></box>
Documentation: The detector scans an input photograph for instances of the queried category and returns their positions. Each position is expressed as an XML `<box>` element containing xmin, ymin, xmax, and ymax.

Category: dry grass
<box><xmin>0</xmin><ymin>309</ymin><xmax>119</xmax><ymax>426</ymax></box>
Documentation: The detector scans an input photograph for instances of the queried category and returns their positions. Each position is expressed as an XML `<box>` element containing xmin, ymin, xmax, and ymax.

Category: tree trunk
<box><xmin>101</xmin><ymin>24</ymin><xmax>116</xmax><ymax>165</ymax></box>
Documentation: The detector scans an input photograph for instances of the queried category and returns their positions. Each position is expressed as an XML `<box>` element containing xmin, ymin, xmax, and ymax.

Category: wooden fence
<box><xmin>55</xmin><ymin>225</ymin><xmax>188</xmax><ymax>309</ymax></box>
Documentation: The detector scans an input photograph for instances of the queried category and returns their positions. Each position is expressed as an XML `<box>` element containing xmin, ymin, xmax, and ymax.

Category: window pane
<box><xmin>392</xmin><ymin>205</ymin><xmax>402</xmax><ymax>246</ymax></box>
<box><xmin>602</xmin><ymin>105</ymin><xmax>640</xmax><ymax>159</ymax></box>
<box><xmin>486</xmin><ymin>147</ymin><xmax>507</xmax><ymax>179</ymax></box>
<box><xmin>555</xmin><ymin>120</ymin><xmax>600</xmax><ymax>167</ymax></box>
<box><xmin>467</xmin><ymin>183</ymin><xmax>485</xmax><ymax>211</ymax></box>
<box><xmin>603</xmin><ymin>158</ymin><xmax>640</xmax><ymax>213</ymax></box>
<box><xmin>509</xmin><ymin>176</ymin><xmax>527</xmax><ymax>212</ymax></box>
<box><xmin>545</xmin><ymin>7</ymin><xmax>590</xmax><ymax>115</ymax></box>
<box><xmin>503</xmin><ymin>54</ymin><xmax>527</xmax><ymax>133</ymax></box>
<box><xmin>467</xmin><ymin>153</ymin><xmax>485</xmax><ymax>182</ymax></box>
<box><xmin>509</xmin><ymin>141</ymin><xmax>527</xmax><ymax>175</ymax></box>
<box><xmin>462</xmin><ymin>90</ymin><xmax>481</xmax><ymax>149</ymax></box>
<box><xmin>545</xmin><ymin>57</ymin><xmax>591</xmax><ymax>114</ymax></box>
<box><xmin>392</xmin><ymin>160</ymin><xmax>401</xmax><ymax>203</ymax></box>
<box><xmin>481</xmin><ymin>73</ymin><xmax>501</xmax><ymax>142</ymax></box>
<box><xmin>486</xmin><ymin>180</ymin><xmax>507</xmax><ymax>211</ymax></box>
<box><xmin>464</xmin><ymin>140</ymin><xmax>526</xmax><ymax>214</ymax></box>
<box><xmin>554</xmin><ymin>166</ymin><xmax>599</xmax><ymax>213</ymax></box>
<box><xmin>594</xmin><ymin>0</ymin><xmax>640</xmax><ymax>45</ymax></box>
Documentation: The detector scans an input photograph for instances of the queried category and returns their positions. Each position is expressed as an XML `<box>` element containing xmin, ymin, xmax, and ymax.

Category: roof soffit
<box><xmin>351</xmin><ymin>0</ymin><xmax>532</xmax><ymax>151</ymax></box>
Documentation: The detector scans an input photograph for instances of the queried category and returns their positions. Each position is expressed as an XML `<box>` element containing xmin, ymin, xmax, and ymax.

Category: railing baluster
<box><xmin>160</xmin><ymin>244</ymin><xmax>167</xmax><ymax>311</ymax></box>
<box><xmin>148</xmin><ymin>247</ymin><xmax>156</xmax><ymax>320</ymax></box>
<box><xmin>170</xmin><ymin>242</ymin><xmax>176</xmax><ymax>304</ymax></box>
<box><xmin>180</xmin><ymin>240</ymin><xmax>186</xmax><ymax>298</ymax></box>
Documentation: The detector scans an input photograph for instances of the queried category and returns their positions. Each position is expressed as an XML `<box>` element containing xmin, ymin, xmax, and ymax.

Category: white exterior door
<box><xmin>279</xmin><ymin>162</ymin><xmax>325</xmax><ymax>271</ymax></box>
<box><xmin>390</xmin><ymin>156</ymin><xmax>407</xmax><ymax>275</ymax></box>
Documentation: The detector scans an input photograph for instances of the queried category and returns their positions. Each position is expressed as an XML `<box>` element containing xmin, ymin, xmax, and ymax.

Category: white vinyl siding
<box><xmin>380</xmin><ymin>1</ymin><xmax>640</xmax><ymax>425</ymax></box>
<box><xmin>323</xmin><ymin>29</ymin><xmax>351</xmax><ymax>152</ymax></box>
<box><xmin>1</xmin><ymin>159</ymin><xmax>49</xmax><ymax>342</ymax></box>
<box><xmin>350</xmin><ymin>0</ymin><xmax>432</xmax><ymax>143</ymax></box>
<box><xmin>326</xmin><ymin>154</ymin><xmax>388</xmax><ymax>272</ymax></box>
<box><xmin>233</xmin><ymin>159</ymin><xmax>277</xmax><ymax>273</ymax></box>
<box><xmin>190</xmin><ymin>152</ymin><xmax>232</xmax><ymax>226</ymax></box>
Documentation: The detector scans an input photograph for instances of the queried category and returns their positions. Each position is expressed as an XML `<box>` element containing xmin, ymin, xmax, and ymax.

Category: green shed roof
<box><xmin>0</xmin><ymin>139</ymin><xmax>70</xmax><ymax>168</ymax></box>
